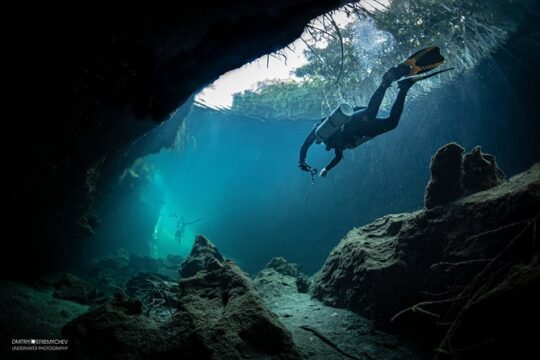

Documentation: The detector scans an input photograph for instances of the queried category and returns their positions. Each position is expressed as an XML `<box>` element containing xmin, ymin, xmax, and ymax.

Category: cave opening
<box><xmin>89</xmin><ymin>0</ymin><xmax>539</xmax><ymax>276</ymax></box>
<box><xmin>3</xmin><ymin>1</ymin><xmax>539</xmax><ymax>359</ymax></box>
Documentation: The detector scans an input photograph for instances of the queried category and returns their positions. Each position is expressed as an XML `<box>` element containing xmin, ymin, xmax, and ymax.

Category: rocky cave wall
<box><xmin>5</xmin><ymin>1</ymin><xmax>348</xmax><ymax>278</ymax></box>
<box><xmin>312</xmin><ymin>144</ymin><xmax>539</xmax><ymax>358</ymax></box>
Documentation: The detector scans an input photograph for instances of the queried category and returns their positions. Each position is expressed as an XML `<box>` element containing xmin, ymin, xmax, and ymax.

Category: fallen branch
<box><xmin>420</xmin><ymin>286</ymin><xmax>463</xmax><ymax>298</ymax></box>
<box><xmin>111</xmin><ymin>285</ymin><xmax>128</xmax><ymax>298</ymax></box>
<box><xmin>299</xmin><ymin>325</ymin><xmax>367</xmax><ymax>360</ymax></box>
<box><xmin>391</xmin><ymin>297</ymin><xmax>468</xmax><ymax>323</ymax></box>
<box><xmin>430</xmin><ymin>259</ymin><xmax>490</xmax><ymax>272</ymax></box>
<box><xmin>438</xmin><ymin>216</ymin><xmax>538</xmax><ymax>355</ymax></box>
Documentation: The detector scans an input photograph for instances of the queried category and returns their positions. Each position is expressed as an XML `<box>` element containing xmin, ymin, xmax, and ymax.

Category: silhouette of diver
<box><xmin>299</xmin><ymin>46</ymin><xmax>451</xmax><ymax>177</ymax></box>
<box><xmin>174</xmin><ymin>216</ymin><xmax>202</xmax><ymax>244</ymax></box>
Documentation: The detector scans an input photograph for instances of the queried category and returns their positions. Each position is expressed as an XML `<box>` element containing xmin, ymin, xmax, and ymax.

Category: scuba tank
<box><xmin>315</xmin><ymin>103</ymin><xmax>353</xmax><ymax>144</ymax></box>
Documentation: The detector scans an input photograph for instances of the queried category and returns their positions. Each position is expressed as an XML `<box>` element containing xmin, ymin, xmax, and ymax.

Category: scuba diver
<box><xmin>174</xmin><ymin>216</ymin><xmax>202</xmax><ymax>244</ymax></box>
<box><xmin>299</xmin><ymin>46</ymin><xmax>452</xmax><ymax>177</ymax></box>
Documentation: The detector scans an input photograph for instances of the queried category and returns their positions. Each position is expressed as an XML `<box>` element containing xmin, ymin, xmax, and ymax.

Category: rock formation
<box><xmin>83</xmin><ymin>248</ymin><xmax>182</xmax><ymax>298</ymax></box>
<box><xmin>425</xmin><ymin>143</ymin><xmax>506</xmax><ymax>209</ymax></box>
<box><xmin>424</xmin><ymin>142</ymin><xmax>465</xmax><ymax>209</ymax></box>
<box><xmin>8</xmin><ymin>0</ymin><xmax>348</xmax><ymax>280</ymax></box>
<box><xmin>179</xmin><ymin>234</ymin><xmax>225</xmax><ymax>278</ymax></box>
<box><xmin>254</xmin><ymin>257</ymin><xmax>311</xmax><ymax>299</ymax></box>
<box><xmin>254</xmin><ymin>257</ymin><xmax>422</xmax><ymax>359</ymax></box>
<box><xmin>52</xmin><ymin>273</ymin><xmax>97</xmax><ymax>305</ymax></box>
<box><xmin>313</xmin><ymin>145</ymin><xmax>539</xmax><ymax>358</ymax></box>
<box><xmin>62</xmin><ymin>235</ymin><xmax>303</xmax><ymax>359</ymax></box>
<box><xmin>463</xmin><ymin>145</ymin><xmax>506</xmax><ymax>194</ymax></box>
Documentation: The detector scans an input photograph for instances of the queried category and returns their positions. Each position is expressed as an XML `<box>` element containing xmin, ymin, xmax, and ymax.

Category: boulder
<box><xmin>424</xmin><ymin>142</ymin><xmax>465</xmax><ymax>209</ymax></box>
<box><xmin>62</xmin><ymin>236</ymin><xmax>302</xmax><ymax>359</ymax></box>
<box><xmin>179</xmin><ymin>234</ymin><xmax>225</xmax><ymax>278</ymax></box>
<box><xmin>91</xmin><ymin>248</ymin><xmax>130</xmax><ymax>272</ymax></box>
<box><xmin>425</xmin><ymin>143</ymin><xmax>508</xmax><ymax>209</ymax></box>
<box><xmin>61</xmin><ymin>294</ymin><xmax>171</xmax><ymax>360</ymax></box>
<box><xmin>313</xmin><ymin>162</ymin><xmax>540</xmax><ymax>358</ymax></box>
<box><xmin>463</xmin><ymin>145</ymin><xmax>506</xmax><ymax>194</ymax></box>
<box><xmin>125</xmin><ymin>272</ymin><xmax>179</xmax><ymax>321</ymax></box>
<box><xmin>52</xmin><ymin>273</ymin><xmax>97</xmax><ymax>305</ymax></box>
<box><xmin>254</xmin><ymin>268</ymin><xmax>299</xmax><ymax>300</ymax></box>
<box><xmin>254</xmin><ymin>257</ymin><xmax>311</xmax><ymax>299</ymax></box>
<box><xmin>177</xmin><ymin>259</ymin><xmax>302</xmax><ymax>359</ymax></box>
<box><xmin>264</xmin><ymin>257</ymin><xmax>300</xmax><ymax>277</ymax></box>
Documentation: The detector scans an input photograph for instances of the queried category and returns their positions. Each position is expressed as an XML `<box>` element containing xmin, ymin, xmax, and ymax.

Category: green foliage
<box><xmin>232</xmin><ymin>79</ymin><xmax>329</xmax><ymax>121</ymax></box>
<box><xmin>376</xmin><ymin>0</ymin><xmax>517</xmax><ymax>71</ymax></box>
<box><xmin>231</xmin><ymin>0</ymin><xmax>531</xmax><ymax>121</ymax></box>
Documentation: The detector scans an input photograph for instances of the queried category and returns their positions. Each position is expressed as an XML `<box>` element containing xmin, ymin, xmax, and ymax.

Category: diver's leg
<box><xmin>364</xmin><ymin>66</ymin><xmax>410</xmax><ymax>119</ymax></box>
<box><xmin>364</xmin><ymin>87</ymin><xmax>409</xmax><ymax>137</ymax></box>
<box><xmin>363</xmin><ymin>80</ymin><xmax>390</xmax><ymax>119</ymax></box>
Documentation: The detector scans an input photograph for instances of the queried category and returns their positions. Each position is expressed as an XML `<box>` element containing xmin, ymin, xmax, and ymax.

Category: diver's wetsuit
<box><xmin>299</xmin><ymin>70</ymin><xmax>410</xmax><ymax>174</ymax></box>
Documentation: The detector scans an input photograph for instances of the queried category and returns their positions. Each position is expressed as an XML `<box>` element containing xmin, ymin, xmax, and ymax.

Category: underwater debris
<box><xmin>125</xmin><ymin>272</ymin><xmax>178</xmax><ymax>321</ymax></box>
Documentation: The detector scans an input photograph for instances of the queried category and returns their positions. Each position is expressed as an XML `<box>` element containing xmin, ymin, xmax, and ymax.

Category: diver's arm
<box><xmin>320</xmin><ymin>149</ymin><xmax>343</xmax><ymax>176</ymax></box>
<box><xmin>299</xmin><ymin>128</ymin><xmax>316</xmax><ymax>166</ymax></box>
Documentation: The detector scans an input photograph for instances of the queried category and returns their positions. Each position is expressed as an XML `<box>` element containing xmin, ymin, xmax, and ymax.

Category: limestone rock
<box><xmin>63</xmin><ymin>235</ymin><xmax>302</xmax><ymax>359</ymax></box>
<box><xmin>84</xmin><ymin>249</ymin><xmax>182</xmax><ymax>298</ymax></box>
<box><xmin>61</xmin><ymin>294</ymin><xmax>168</xmax><ymax>360</ymax></box>
<box><xmin>313</xmin><ymin>163</ymin><xmax>540</xmax><ymax>358</ymax></box>
<box><xmin>264</xmin><ymin>257</ymin><xmax>300</xmax><ymax>277</ymax></box>
<box><xmin>91</xmin><ymin>248</ymin><xmax>131</xmax><ymax>272</ymax></box>
<box><xmin>52</xmin><ymin>273</ymin><xmax>97</xmax><ymax>305</ymax></box>
<box><xmin>295</xmin><ymin>276</ymin><xmax>311</xmax><ymax>294</ymax></box>
<box><xmin>125</xmin><ymin>272</ymin><xmax>179</xmax><ymax>321</ymax></box>
<box><xmin>177</xmin><ymin>259</ymin><xmax>302</xmax><ymax>360</ymax></box>
<box><xmin>424</xmin><ymin>142</ymin><xmax>465</xmax><ymax>209</ymax></box>
<box><xmin>463</xmin><ymin>145</ymin><xmax>506</xmax><ymax>194</ymax></box>
<box><xmin>425</xmin><ymin>143</ymin><xmax>508</xmax><ymax>209</ymax></box>
<box><xmin>254</xmin><ymin>257</ymin><xmax>310</xmax><ymax>299</ymax></box>
<box><xmin>179</xmin><ymin>234</ymin><xmax>225</xmax><ymax>278</ymax></box>
<box><xmin>254</xmin><ymin>268</ymin><xmax>299</xmax><ymax>300</ymax></box>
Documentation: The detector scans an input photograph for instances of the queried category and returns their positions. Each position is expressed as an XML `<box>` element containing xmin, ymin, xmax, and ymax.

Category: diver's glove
<box><xmin>319</xmin><ymin>168</ymin><xmax>328</xmax><ymax>177</ymax></box>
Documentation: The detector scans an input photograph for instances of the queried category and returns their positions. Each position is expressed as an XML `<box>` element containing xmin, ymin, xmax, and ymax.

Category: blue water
<box><xmin>91</xmin><ymin>44</ymin><xmax>539</xmax><ymax>276</ymax></box>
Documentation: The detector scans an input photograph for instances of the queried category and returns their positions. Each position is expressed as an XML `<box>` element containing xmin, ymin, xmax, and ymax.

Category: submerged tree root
<box><xmin>435</xmin><ymin>216</ymin><xmax>538</xmax><ymax>358</ymax></box>
<box><xmin>390</xmin><ymin>216</ymin><xmax>538</xmax><ymax>358</ymax></box>
<box><xmin>390</xmin><ymin>297</ymin><xmax>468</xmax><ymax>323</ymax></box>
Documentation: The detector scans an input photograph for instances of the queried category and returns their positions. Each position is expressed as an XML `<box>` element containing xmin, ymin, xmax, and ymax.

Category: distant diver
<box><xmin>174</xmin><ymin>216</ymin><xmax>202</xmax><ymax>244</ymax></box>
<box><xmin>299</xmin><ymin>46</ymin><xmax>453</xmax><ymax>177</ymax></box>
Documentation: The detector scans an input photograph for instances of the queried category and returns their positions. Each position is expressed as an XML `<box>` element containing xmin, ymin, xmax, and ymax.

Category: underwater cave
<box><xmin>3</xmin><ymin>1</ymin><xmax>540</xmax><ymax>359</ymax></box>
